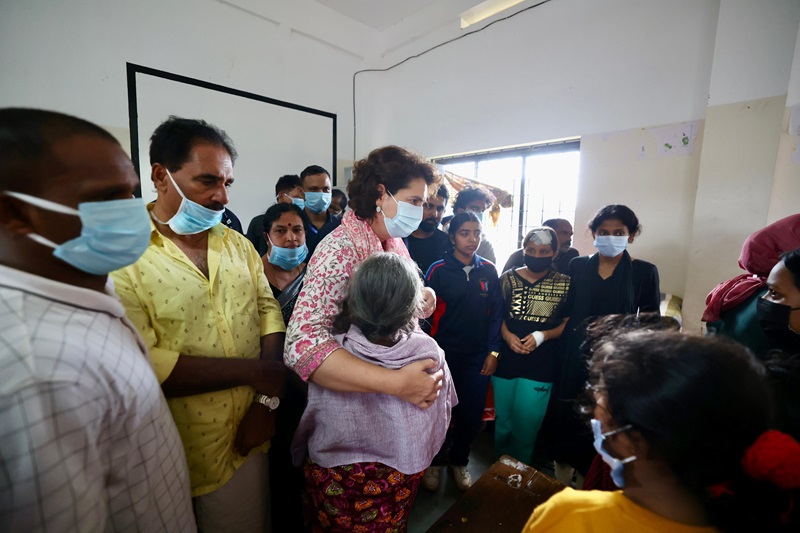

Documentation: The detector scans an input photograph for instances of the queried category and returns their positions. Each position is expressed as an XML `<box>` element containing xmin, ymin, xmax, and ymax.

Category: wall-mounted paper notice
<box><xmin>651</xmin><ymin>120</ymin><xmax>699</xmax><ymax>156</ymax></box>
<box><xmin>789</xmin><ymin>104</ymin><xmax>800</xmax><ymax>136</ymax></box>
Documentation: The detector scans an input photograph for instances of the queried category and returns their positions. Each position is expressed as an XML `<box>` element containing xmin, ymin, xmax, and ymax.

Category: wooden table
<box><xmin>426</xmin><ymin>456</ymin><xmax>565</xmax><ymax>532</ymax></box>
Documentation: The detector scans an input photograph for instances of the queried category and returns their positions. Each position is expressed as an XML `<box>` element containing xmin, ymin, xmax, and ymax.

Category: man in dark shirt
<box><xmin>300</xmin><ymin>165</ymin><xmax>341</xmax><ymax>258</ymax></box>
<box><xmin>405</xmin><ymin>184</ymin><xmax>452</xmax><ymax>276</ymax></box>
<box><xmin>222</xmin><ymin>208</ymin><xmax>243</xmax><ymax>234</ymax></box>
<box><xmin>503</xmin><ymin>218</ymin><xmax>579</xmax><ymax>274</ymax></box>
<box><xmin>329</xmin><ymin>189</ymin><xmax>348</xmax><ymax>218</ymax></box>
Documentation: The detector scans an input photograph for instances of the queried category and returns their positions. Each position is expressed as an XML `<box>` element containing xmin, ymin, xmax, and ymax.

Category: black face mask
<box><xmin>524</xmin><ymin>255</ymin><xmax>553</xmax><ymax>273</ymax></box>
<box><xmin>757</xmin><ymin>298</ymin><xmax>800</xmax><ymax>335</ymax></box>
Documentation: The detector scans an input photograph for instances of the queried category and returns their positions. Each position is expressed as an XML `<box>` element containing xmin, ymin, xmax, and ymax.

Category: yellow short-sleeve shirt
<box><xmin>112</xmin><ymin>217</ymin><xmax>285</xmax><ymax>497</ymax></box>
<box><xmin>523</xmin><ymin>488</ymin><xmax>718</xmax><ymax>532</ymax></box>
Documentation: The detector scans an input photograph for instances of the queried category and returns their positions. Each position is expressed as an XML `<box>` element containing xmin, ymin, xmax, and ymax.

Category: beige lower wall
<box><xmin>575</xmin><ymin>94</ymin><xmax>793</xmax><ymax>331</ymax></box>
<box><xmin>573</xmin><ymin>122</ymin><xmax>704</xmax><ymax>296</ymax></box>
<box><xmin>682</xmin><ymin>94</ymin><xmax>787</xmax><ymax>332</ymax></box>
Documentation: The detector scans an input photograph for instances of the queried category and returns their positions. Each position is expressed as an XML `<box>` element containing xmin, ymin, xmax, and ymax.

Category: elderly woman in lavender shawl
<box><xmin>292</xmin><ymin>253</ymin><xmax>456</xmax><ymax>532</ymax></box>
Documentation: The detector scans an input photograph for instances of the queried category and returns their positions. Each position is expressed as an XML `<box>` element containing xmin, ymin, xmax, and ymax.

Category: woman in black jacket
<box><xmin>548</xmin><ymin>204</ymin><xmax>660</xmax><ymax>484</ymax></box>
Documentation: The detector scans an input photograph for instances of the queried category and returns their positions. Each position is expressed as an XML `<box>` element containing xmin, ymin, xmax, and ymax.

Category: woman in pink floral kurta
<box><xmin>284</xmin><ymin>207</ymin><xmax>410</xmax><ymax>379</ymax></box>
<box><xmin>284</xmin><ymin>145</ymin><xmax>444</xmax><ymax>532</ymax></box>
<box><xmin>284</xmin><ymin>146</ymin><xmax>441</xmax><ymax>408</ymax></box>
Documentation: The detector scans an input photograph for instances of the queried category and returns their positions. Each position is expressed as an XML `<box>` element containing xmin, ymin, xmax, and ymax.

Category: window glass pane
<box><xmin>435</xmin><ymin>144</ymin><xmax>580</xmax><ymax>271</ymax></box>
<box><xmin>441</xmin><ymin>161</ymin><xmax>476</xmax><ymax>180</ymax></box>
<box><xmin>523</xmin><ymin>150</ymin><xmax>580</xmax><ymax>233</ymax></box>
<box><xmin>477</xmin><ymin>157</ymin><xmax>522</xmax><ymax>268</ymax></box>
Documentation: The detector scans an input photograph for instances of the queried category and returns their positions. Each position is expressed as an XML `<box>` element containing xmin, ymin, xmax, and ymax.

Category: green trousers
<box><xmin>491</xmin><ymin>376</ymin><xmax>552</xmax><ymax>464</ymax></box>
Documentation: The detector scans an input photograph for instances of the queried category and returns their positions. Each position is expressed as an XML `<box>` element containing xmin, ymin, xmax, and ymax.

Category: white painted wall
<box><xmin>356</xmin><ymin>0</ymin><xmax>721</xmax><ymax>157</ymax></box>
<box><xmin>787</xmin><ymin>20</ymin><xmax>800</xmax><ymax>108</ymax></box>
<box><xmin>0</xmin><ymin>0</ymin><xmax>365</xmax><ymax>203</ymax></box>
<box><xmin>707</xmin><ymin>0</ymin><xmax>800</xmax><ymax>106</ymax></box>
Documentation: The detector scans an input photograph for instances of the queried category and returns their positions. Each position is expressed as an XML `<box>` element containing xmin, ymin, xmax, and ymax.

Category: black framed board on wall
<box><xmin>127</xmin><ymin>63</ymin><xmax>337</xmax><ymax>227</ymax></box>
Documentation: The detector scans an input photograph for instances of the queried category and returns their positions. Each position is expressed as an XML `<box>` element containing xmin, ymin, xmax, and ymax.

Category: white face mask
<box><xmin>379</xmin><ymin>191</ymin><xmax>423</xmax><ymax>239</ymax></box>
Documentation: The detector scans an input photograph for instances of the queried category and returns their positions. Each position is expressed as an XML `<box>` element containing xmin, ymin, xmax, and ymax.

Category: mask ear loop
<box><xmin>3</xmin><ymin>191</ymin><xmax>81</xmax><ymax>250</ymax></box>
<box><xmin>378</xmin><ymin>190</ymin><xmax>401</xmax><ymax>219</ymax></box>
<box><xmin>4</xmin><ymin>191</ymin><xmax>81</xmax><ymax>216</ymax></box>
<box><xmin>150</xmin><ymin>168</ymin><xmax>186</xmax><ymax>226</ymax></box>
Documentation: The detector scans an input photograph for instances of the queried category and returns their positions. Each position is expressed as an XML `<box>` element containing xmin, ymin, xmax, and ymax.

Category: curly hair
<box><xmin>347</xmin><ymin>146</ymin><xmax>436</xmax><ymax>221</ymax></box>
<box><xmin>453</xmin><ymin>186</ymin><xmax>495</xmax><ymax>211</ymax></box>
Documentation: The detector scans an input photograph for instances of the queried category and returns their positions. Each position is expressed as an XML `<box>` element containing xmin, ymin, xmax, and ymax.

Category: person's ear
<box><xmin>628</xmin><ymin>235</ymin><xmax>635</xmax><ymax>244</ymax></box>
<box><xmin>152</xmin><ymin>164</ymin><xmax>170</xmax><ymax>195</ymax></box>
<box><xmin>621</xmin><ymin>428</ymin><xmax>649</xmax><ymax>459</ymax></box>
<box><xmin>375</xmin><ymin>183</ymin><xmax>386</xmax><ymax>210</ymax></box>
<box><xmin>0</xmin><ymin>194</ymin><xmax>36</xmax><ymax>235</ymax></box>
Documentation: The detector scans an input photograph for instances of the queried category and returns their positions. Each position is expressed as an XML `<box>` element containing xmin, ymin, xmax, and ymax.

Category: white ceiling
<box><xmin>312</xmin><ymin>0</ymin><xmax>440</xmax><ymax>31</ymax></box>
<box><xmin>217</xmin><ymin>0</ymin><xmax>523</xmax><ymax>62</ymax></box>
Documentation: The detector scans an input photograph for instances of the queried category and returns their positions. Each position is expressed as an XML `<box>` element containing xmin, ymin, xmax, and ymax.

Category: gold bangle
<box><xmin>490</xmin><ymin>351</ymin><xmax>500</xmax><ymax>359</ymax></box>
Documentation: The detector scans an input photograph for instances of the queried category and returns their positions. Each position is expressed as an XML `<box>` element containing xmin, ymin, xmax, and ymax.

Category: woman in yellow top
<box><xmin>524</xmin><ymin>331</ymin><xmax>800</xmax><ymax>532</ymax></box>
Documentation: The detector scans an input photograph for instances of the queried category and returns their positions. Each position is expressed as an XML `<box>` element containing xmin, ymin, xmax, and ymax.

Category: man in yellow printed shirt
<box><xmin>112</xmin><ymin>117</ymin><xmax>286</xmax><ymax>533</ymax></box>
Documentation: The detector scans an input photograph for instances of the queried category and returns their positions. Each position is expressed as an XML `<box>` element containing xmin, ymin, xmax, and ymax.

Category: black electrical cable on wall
<box><xmin>351</xmin><ymin>0</ymin><xmax>555</xmax><ymax>160</ymax></box>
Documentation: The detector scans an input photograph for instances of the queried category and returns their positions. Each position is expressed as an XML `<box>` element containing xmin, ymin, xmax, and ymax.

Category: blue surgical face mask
<box><xmin>594</xmin><ymin>235</ymin><xmax>628</xmax><ymax>257</ymax></box>
<box><xmin>5</xmin><ymin>191</ymin><xmax>151</xmax><ymax>275</ymax></box>
<box><xmin>276</xmin><ymin>194</ymin><xmax>306</xmax><ymax>211</ymax></box>
<box><xmin>304</xmin><ymin>192</ymin><xmax>331</xmax><ymax>214</ymax></box>
<box><xmin>155</xmin><ymin>170</ymin><xmax>224</xmax><ymax>235</ymax></box>
<box><xmin>591</xmin><ymin>419</ymin><xmax>637</xmax><ymax>488</ymax></box>
<box><xmin>267</xmin><ymin>238</ymin><xmax>308</xmax><ymax>270</ymax></box>
<box><xmin>380</xmin><ymin>191</ymin><xmax>424</xmax><ymax>239</ymax></box>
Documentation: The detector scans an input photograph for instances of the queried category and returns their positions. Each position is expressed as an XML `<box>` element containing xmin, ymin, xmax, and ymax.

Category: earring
<box><xmin>376</xmin><ymin>206</ymin><xmax>382</xmax><ymax>213</ymax></box>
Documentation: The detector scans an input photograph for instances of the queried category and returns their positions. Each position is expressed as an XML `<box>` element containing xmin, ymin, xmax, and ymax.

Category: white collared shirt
<box><xmin>0</xmin><ymin>265</ymin><xmax>195</xmax><ymax>532</ymax></box>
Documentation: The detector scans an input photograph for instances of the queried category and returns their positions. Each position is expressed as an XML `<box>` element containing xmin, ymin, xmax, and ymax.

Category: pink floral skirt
<box><xmin>303</xmin><ymin>460</ymin><xmax>424</xmax><ymax>532</ymax></box>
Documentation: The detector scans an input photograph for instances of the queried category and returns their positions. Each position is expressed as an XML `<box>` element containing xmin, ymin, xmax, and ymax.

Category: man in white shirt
<box><xmin>0</xmin><ymin>108</ymin><xmax>195</xmax><ymax>532</ymax></box>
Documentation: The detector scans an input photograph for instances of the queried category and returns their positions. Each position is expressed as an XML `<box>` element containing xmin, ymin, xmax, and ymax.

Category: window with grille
<box><xmin>435</xmin><ymin>140</ymin><xmax>580</xmax><ymax>267</ymax></box>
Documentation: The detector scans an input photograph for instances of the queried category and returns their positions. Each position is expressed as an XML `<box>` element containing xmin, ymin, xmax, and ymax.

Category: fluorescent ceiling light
<box><xmin>460</xmin><ymin>0</ymin><xmax>527</xmax><ymax>29</ymax></box>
